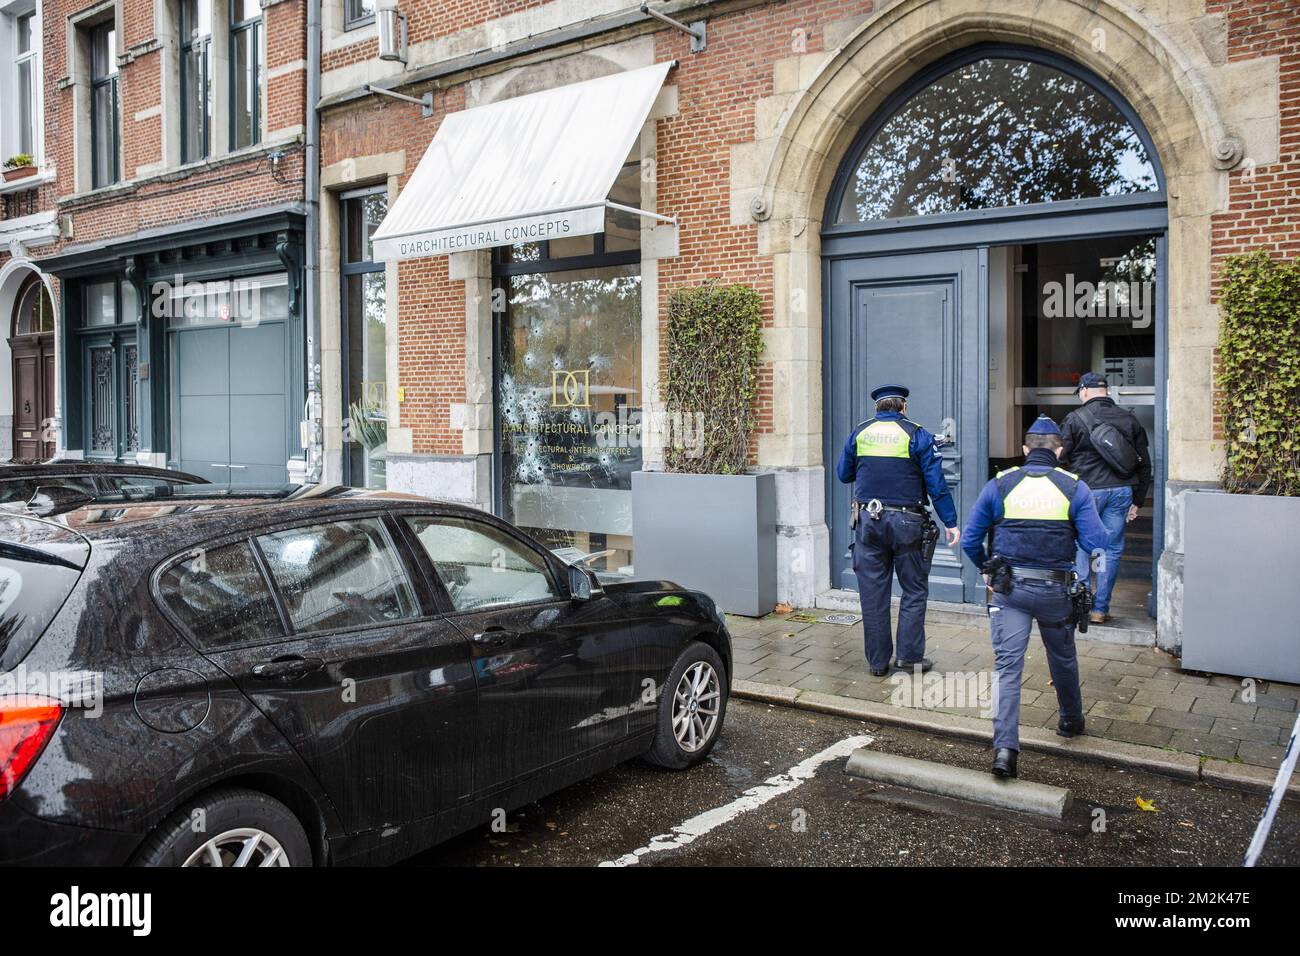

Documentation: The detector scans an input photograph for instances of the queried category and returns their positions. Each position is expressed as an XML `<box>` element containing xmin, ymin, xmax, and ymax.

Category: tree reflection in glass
<box><xmin>837</xmin><ymin>58</ymin><xmax>1158</xmax><ymax>223</ymax></box>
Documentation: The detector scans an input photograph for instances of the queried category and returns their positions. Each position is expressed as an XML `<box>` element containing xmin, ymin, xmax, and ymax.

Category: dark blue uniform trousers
<box><xmin>988</xmin><ymin>578</ymin><xmax>1085</xmax><ymax>751</ymax></box>
<box><xmin>852</xmin><ymin>509</ymin><xmax>930</xmax><ymax>670</ymax></box>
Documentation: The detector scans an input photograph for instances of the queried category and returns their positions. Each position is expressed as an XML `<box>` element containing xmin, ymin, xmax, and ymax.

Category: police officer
<box><xmin>961</xmin><ymin>415</ymin><xmax>1107</xmax><ymax>778</ymax></box>
<box><xmin>836</xmin><ymin>384</ymin><xmax>960</xmax><ymax>678</ymax></box>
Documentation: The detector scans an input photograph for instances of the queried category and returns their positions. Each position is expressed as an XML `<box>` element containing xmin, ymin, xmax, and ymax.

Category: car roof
<box><xmin>0</xmin><ymin>461</ymin><xmax>208</xmax><ymax>483</ymax></box>
<box><xmin>26</xmin><ymin>485</ymin><xmax>483</xmax><ymax>554</ymax></box>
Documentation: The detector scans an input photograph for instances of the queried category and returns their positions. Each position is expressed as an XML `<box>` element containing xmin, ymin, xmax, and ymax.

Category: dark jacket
<box><xmin>835</xmin><ymin>411</ymin><xmax>958</xmax><ymax>527</ymax></box>
<box><xmin>1061</xmin><ymin>396</ymin><xmax>1152</xmax><ymax>503</ymax></box>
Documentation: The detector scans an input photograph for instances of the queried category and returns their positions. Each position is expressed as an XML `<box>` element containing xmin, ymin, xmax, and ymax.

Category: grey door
<box><xmin>174</xmin><ymin>321</ymin><xmax>289</xmax><ymax>486</ymax></box>
<box><xmin>826</xmin><ymin>249</ymin><xmax>985</xmax><ymax>602</ymax></box>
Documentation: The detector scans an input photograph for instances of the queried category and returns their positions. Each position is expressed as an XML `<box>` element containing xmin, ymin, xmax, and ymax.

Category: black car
<box><xmin>0</xmin><ymin>461</ymin><xmax>207</xmax><ymax>506</ymax></box>
<box><xmin>0</xmin><ymin>485</ymin><xmax>731</xmax><ymax>866</ymax></box>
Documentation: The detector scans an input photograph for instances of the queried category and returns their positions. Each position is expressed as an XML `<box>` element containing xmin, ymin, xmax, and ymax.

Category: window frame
<box><xmin>339</xmin><ymin>185</ymin><xmax>389</xmax><ymax>488</ymax></box>
<box><xmin>77</xmin><ymin>277</ymin><xmax>139</xmax><ymax>461</ymax></box>
<box><xmin>88</xmin><ymin>22</ymin><xmax>120</xmax><ymax>189</ymax></box>
<box><xmin>179</xmin><ymin>0</ymin><xmax>212</xmax><ymax>163</ymax></box>
<box><xmin>343</xmin><ymin>0</ymin><xmax>375</xmax><ymax>31</ymax></box>
<box><xmin>154</xmin><ymin>537</ymin><xmax>290</xmax><ymax>649</ymax></box>
<box><xmin>396</xmin><ymin>511</ymin><xmax>568</xmax><ymax>617</ymax></box>
<box><xmin>228</xmin><ymin>0</ymin><xmax>262</xmax><ymax>151</ymax></box>
<box><xmin>14</xmin><ymin>9</ymin><xmax>39</xmax><ymax>160</ymax></box>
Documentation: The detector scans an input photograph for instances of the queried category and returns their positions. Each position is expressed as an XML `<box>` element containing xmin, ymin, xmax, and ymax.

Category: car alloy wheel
<box><xmin>672</xmin><ymin>661</ymin><xmax>721</xmax><ymax>753</ymax></box>
<box><xmin>182</xmin><ymin>827</ymin><xmax>292</xmax><ymax>867</ymax></box>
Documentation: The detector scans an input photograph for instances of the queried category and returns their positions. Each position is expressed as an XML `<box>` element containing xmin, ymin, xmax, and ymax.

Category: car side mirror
<box><xmin>568</xmin><ymin>564</ymin><xmax>595</xmax><ymax>602</ymax></box>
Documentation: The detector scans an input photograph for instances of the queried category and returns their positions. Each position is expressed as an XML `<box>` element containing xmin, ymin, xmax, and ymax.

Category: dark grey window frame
<box><xmin>228</xmin><ymin>0</ymin><xmax>262</xmax><ymax>151</ymax></box>
<box><xmin>180</xmin><ymin>0</ymin><xmax>212</xmax><ymax>163</ymax></box>
<box><xmin>343</xmin><ymin>0</ymin><xmax>375</xmax><ymax>31</ymax></box>
<box><xmin>89</xmin><ymin>23</ymin><xmax>120</xmax><ymax>189</ymax></box>
<box><xmin>77</xmin><ymin>278</ymin><xmax>138</xmax><ymax>461</ymax></box>
<box><xmin>339</xmin><ymin>184</ymin><xmax>388</xmax><ymax>488</ymax></box>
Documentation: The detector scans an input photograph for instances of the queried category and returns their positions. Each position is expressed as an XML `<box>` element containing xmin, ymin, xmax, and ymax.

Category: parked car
<box><xmin>0</xmin><ymin>462</ymin><xmax>207</xmax><ymax>506</ymax></box>
<box><xmin>0</xmin><ymin>485</ymin><xmax>731</xmax><ymax>866</ymax></box>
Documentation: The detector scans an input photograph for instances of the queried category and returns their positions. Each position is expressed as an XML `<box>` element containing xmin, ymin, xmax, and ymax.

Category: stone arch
<box><xmin>0</xmin><ymin>259</ymin><xmax>61</xmax><ymax>460</ymax></box>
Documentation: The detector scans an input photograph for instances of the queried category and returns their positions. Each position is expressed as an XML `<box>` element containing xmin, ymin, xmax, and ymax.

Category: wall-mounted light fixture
<box><xmin>376</xmin><ymin>0</ymin><xmax>409</xmax><ymax>64</ymax></box>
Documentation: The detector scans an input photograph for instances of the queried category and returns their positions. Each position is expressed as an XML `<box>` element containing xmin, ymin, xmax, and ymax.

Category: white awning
<box><xmin>371</xmin><ymin>62</ymin><xmax>675</xmax><ymax>261</ymax></box>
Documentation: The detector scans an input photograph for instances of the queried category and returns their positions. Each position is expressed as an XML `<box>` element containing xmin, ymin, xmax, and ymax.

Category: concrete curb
<box><xmin>845</xmin><ymin>748</ymin><xmax>1074</xmax><ymax>818</ymax></box>
<box><xmin>733</xmin><ymin>679</ymin><xmax>1300</xmax><ymax>800</ymax></box>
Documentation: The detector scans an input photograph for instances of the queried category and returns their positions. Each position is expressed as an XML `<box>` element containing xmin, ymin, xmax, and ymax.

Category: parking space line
<box><xmin>598</xmin><ymin>734</ymin><xmax>874</xmax><ymax>867</ymax></box>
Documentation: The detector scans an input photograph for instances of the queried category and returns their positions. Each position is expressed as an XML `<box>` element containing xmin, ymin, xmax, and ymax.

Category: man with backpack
<box><xmin>1061</xmin><ymin>372</ymin><xmax>1152</xmax><ymax>623</ymax></box>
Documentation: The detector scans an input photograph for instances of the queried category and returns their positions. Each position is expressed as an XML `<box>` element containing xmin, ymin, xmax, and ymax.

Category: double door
<box><xmin>10</xmin><ymin>332</ymin><xmax>55</xmax><ymax>460</ymax></box>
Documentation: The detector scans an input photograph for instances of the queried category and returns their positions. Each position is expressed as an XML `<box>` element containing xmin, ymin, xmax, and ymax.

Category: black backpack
<box><xmin>1077</xmin><ymin>404</ymin><xmax>1140</xmax><ymax>478</ymax></box>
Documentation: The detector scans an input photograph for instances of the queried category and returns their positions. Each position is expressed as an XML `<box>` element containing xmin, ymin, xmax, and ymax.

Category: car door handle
<box><xmin>251</xmin><ymin>656</ymin><xmax>324</xmax><ymax>681</ymax></box>
<box><xmin>471</xmin><ymin>626</ymin><xmax>514</xmax><ymax>647</ymax></box>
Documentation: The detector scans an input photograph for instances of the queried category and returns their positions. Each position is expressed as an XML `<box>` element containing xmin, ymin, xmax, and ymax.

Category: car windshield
<box><xmin>0</xmin><ymin>515</ymin><xmax>90</xmax><ymax>671</ymax></box>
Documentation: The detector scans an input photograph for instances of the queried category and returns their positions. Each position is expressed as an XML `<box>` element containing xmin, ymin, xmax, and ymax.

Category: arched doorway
<box><xmin>8</xmin><ymin>272</ymin><xmax>57</xmax><ymax>461</ymax></box>
<box><xmin>822</xmin><ymin>45</ymin><xmax>1168</xmax><ymax>620</ymax></box>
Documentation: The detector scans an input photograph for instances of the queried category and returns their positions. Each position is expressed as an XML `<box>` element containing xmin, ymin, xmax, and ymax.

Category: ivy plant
<box><xmin>1217</xmin><ymin>251</ymin><xmax>1300</xmax><ymax>496</ymax></box>
<box><xmin>662</xmin><ymin>282</ymin><xmax>765</xmax><ymax>475</ymax></box>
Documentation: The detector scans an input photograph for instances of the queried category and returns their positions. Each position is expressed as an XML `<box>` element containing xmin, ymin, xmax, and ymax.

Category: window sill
<box><xmin>0</xmin><ymin>169</ymin><xmax>54</xmax><ymax>196</ymax></box>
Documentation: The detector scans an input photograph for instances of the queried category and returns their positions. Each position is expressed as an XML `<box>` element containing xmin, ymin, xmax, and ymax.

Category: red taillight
<box><xmin>0</xmin><ymin>696</ymin><xmax>62</xmax><ymax>801</ymax></box>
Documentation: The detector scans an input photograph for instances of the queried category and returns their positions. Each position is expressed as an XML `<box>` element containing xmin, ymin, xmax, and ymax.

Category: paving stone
<box><xmin>1147</xmin><ymin>708</ymin><xmax>1215</xmax><ymax>733</ymax></box>
<box><xmin>1081</xmin><ymin>643</ymin><xmax>1140</xmax><ymax>662</ymax></box>
<box><xmin>1259</xmin><ymin>682</ymin><xmax>1300</xmax><ymax>701</ymax></box>
<box><xmin>1081</xmin><ymin>683</ymin><xmax>1139</xmax><ymax>705</ymax></box>
<box><xmin>795</xmin><ymin>658</ymin><xmax>856</xmax><ymax>678</ymax></box>
<box><xmin>1168</xmin><ymin>731</ymin><xmax>1239</xmax><ymax>760</ymax></box>
<box><xmin>1099</xmin><ymin>660</ymin><xmax>1160</xmax><ymax>678</ymax></box>
<box><xmin>1190</xmin><ymin>698</ymin><xmax>1258</xmax><ymax>721</ymax></box>
<box><xmin>1210</xmin><ymin>718</ymin><xmax>1285</xmax><ymax>744</ymax></box>
<box><xmin>1249</xmin><ymin>707</ymin><xmax>1300</xmax><ymax>730</ymax></box>
<box><xmin>838</xmin><ymin>681</ymin><xmax>895</xmax><ymax>702</ymax></box>
<box><xmin>1158</xmin><ymin>669</ymin><xmax>1207</xmax><ymax>684</ymax></box>
<box><xmin>732</xmin><ymin>648</ymin><xmax>773</xmax><ymax>665</ymax></box>
<box><xmin>797</xmin><ymin>645</ymin><xmax>850</xmax><ymax>661</ymax></box>
<box><xmin>1018</xmin><ymin>705</ymin><xmax>1056</xmax><ymax>727</ymax></box>
<box><xmin>748</xmin><ymin>667</ymin><xmax>803</xmax><ymax>687</ymax></box>
<box><xmin>1089</xmin><ymin>700</ymin><xmax>1156</xmax><ymax>722</ymax></box>
<box><xmin>1128</xmin><ymin>690</ymin><xmax>1198</xmax><ymax>712</ymax></box>
<box><xmin>1177</xmin><ymin>681</ymin><xmax>1238</xmax><ymax>700</ymax></box>
<box><xmin>1235</xmin><ymin>741</ymin><xmax>1291</xmax><ymax>769</ymax></box>
<box><xmin>1104</xmin><ymin>720</ymin><xmax>1174</xmax><ymax>748</ymax></box>
<box><xmin>751</xmin><ymin>653</ymin><xmax>806</xmax><ymax>671</ymax></box>
<box><xmin>732</xmin><ymin>662</ymin><xmax>766</xmax><ymax>681</ymax></box>
<box><xmin>792</xmin><ymin>674</ymin><xmax>851</xmax><ymax>695</ymax></box>
<box><xmin>1252</xmin><ymin>693</ymin><xmax>1299</xmax><ymax>713</ymax></box>
<box><xmin>1116</xmin><ymin>675</ymin><xmax>1184</xmax><ymax>693</ymax></box>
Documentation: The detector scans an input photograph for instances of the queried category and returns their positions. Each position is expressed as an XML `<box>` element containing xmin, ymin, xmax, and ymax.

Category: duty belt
<box><xmin>1010</xmin><ymin>566</ymin><xmax>1073</xmax><ymax>584</ymax></box>
<box><xmin>857</xmin><ymin>499</ymin><xmax>925</xmax><ymax>516</ymax></box>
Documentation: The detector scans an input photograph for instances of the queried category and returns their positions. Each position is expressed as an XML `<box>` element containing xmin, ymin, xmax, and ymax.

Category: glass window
<box><xmin>230</xmin><ymin>3</ymin><xmax>261</xmax><ymax>150</ymax></box>
<box><xmin>16</xmin><ymin>12</ymin><xmax>37</xmax><ymax>159</ymax></box>
<box><xmin>344</xmin><ymin>0</ymin><xmax>375</xmax><ymax>29</ymax></box>
<box><xmin>181</xmin><ymin>0</ymin><xmax>212</xmax><ymax>162</ymax></box>
<box><xmin>12</xmin><ymin>278</ymin><xmax>54</xmax><ymax>336</ymax></box>
<box><xmin>256</xmin><ymin>518</ymin><xmax>418</xmax><ymax>633</ymax></box>
<box><xmin>167</xmin><ymin>273</ymin><xmax>288</xmax><ymax>328</ymax></box>
<box><xmin>836</xmin><ymin>57</ymin><xmax>1159</xmax><ymax>224</ymax></box>
<box><xmin>0</xmin><ymin>517</ymin><xmax>90</xmax><ymax>669</ymax></box>
<box><xmin>603</xmin><ymin>148</ymin><xmax>642</xmax><ymax>253</ymax></box>
<box><xmin>158</xmin><ymin>541</ymin><xmax>284</xmax><ymax>648</ymax></box>
<box><xmin>84</xmin><ymin>281</ymin><xmax>116</xmax><ymax>326</ymax></box>
<box><xmin>90</xmin><ymin>24</ymin><xmax>119</xmax><ymax>188</ymax></box>
<box><xmin>496</xmin><ymin>264</ymin><xmax>641</xmax><ymax>571</ymax></box>
<box><xmin>342</xmin><ymin>190</ymin><xmax>389</xmax><ymax>490</ymax></box>
<box><xmin>405</xmin><ymin>516</ymin><xmax>559</xmax><ymax>612</ymax></box>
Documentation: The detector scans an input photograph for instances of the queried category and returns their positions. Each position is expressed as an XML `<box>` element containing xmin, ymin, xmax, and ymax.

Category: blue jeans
<box><xmin>1074</xmin><ymin>485</ymin><xmax>1133</xmax><ymax>615</ymax></box>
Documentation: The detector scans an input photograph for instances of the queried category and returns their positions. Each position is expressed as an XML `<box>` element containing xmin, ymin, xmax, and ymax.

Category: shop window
<box><xmin>229</xmin><ymin>0</ymin><xmax>262</xmax><ymax>150</ymax></box>
<box><xmin>344</xmin><ymin>0</ymin><xmax>375</xmax><ymax>30</ymax></box>
<box><xmin>89</xmin><ymin>23</ymin><xmax>119</xmax><ymax>188</ymax></box>
<box><xmin>180</xmin><ymin>0</ymin><xmax>212</xmax><ymax>162</ymax></box>
<box><xmin>341</xmin><ymin>188</ymin><xmax>389</xmax><ymax>489</ymax></box>
<box><xmin>836</xmin><ymin>56</ymin><xmax>1158</xmax><ymax>224</ymax></box>
<box><xmin>493</xmin><ymin>160</ymin><xmax>643</xmax><ymax>573</ymax></box>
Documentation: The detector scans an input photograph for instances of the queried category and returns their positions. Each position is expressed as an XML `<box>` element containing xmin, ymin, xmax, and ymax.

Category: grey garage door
<box><xmin>173</xmin><ymin>321</ymin><xmax>289</xmax><ymax>486</ymax></box>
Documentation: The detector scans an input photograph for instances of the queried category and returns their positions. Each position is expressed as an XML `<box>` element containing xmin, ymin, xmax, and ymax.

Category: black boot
<box><xmin>895</xmin><ymin>657</ymin><xmax>934</xmax><ymax>673</ymax></box>
<box><xmin>1057</xmin><ymin>716</ymin><xmax>1086</xmax><ymax>738</ymax></box>
<box><xmin>991</xmin><ymin>748</ymin><xmax>1018</xmax><ymax>778</ymax></box>
<box><xmin>870</xmin><ymin>666</ymin><xmax>890</xmax><ymax>677</ymax></box>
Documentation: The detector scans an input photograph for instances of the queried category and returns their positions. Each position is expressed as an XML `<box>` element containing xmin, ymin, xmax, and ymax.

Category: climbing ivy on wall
<box><xmin>662</xmin><ymin>283</ymin><xmax>765</xmax><ymax>475</ymax></box>
<box><xmin>1217</xmin><ymin>251</ymin><xmax>1300</xmax><ymax>496</ymax></box>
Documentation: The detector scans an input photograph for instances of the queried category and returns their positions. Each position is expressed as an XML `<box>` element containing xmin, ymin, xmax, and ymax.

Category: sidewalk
<box><xmin>726</xmin><ymin>609</ymin><xmax>1300</xmax><ymax>775</ymax></box>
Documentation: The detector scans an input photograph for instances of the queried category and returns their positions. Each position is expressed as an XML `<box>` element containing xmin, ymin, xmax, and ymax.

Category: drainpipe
<box><xmin>304</xmin><ymin>0</ymin><xmax>323</xmax><ymax>483</ymax></box>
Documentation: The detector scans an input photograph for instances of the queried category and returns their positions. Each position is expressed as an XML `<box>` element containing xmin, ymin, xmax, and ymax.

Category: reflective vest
<box><xmin>991</xmin><ymin>466</ymin><xmax>1079</xmax><ymax>569</ymax></box>
<box><xmin>852</xmin><ymin>418</ymin><xmax>924</xmax><ymax>506</ymax></box>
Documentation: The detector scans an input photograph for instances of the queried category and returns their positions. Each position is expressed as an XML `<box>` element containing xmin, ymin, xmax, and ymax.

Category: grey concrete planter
<box><xmin>1182</xmin><ymin>489</ymin><xmax>1300</xmax><ymax>683</ymax></box>
<box><xmin>632</xmin><ymin>470</ymin><xmax>776</xmax><ymax>617</ymax></box>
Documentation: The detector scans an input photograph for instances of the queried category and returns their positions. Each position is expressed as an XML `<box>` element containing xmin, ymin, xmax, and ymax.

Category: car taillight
<box><xmin>0</xmin><ymin>696</ymin><xmax>62</xmax><ymax>801</ymax></box>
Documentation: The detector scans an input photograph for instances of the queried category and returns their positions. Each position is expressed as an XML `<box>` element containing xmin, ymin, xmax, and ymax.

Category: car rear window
<box><xmin>157</xmin><ymin>541</ymin><xmax>285</xmax><ymax>648</ymax></box>
<box><xmin>0</xmin><ymin>476</ymin><xmax>98</xmax><ymax>505</ymax></box>
<box><xmin>0</xmin><ymin>516</ymin><xmax>90</xmax><ymax>671</ymax></box>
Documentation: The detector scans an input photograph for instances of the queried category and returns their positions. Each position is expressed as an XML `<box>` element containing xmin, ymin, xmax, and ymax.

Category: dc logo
<box><xmin>551</xmin><ymin>369</ymin><xmax>590</xmax><ymax>408</ymax></box>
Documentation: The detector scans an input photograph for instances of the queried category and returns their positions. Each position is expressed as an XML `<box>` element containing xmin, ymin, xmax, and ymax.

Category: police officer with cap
<box><xmin>836</xmin><ymin>384</ymin><xmax>960</xmax><ymax>678</ymax></box>
<box><xmin>961</xmin><ymin>414</ymin><xmax>1107</xmax><ymax>778</ymax></box>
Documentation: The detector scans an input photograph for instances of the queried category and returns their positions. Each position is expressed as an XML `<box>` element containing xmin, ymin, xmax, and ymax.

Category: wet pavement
<box><xmin>405</xmin><ymin>698</ymin><xmax>1300</xmax><ymax>867</ymax></box>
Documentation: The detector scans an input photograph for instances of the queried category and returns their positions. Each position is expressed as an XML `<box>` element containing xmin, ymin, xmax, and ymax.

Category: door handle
<box><xmin>471</xmin><ymin>626</ymin><xmax>514</xmax><ymax>647</ymax></box>
<box><xmin>251</xmin><ymin>656</ymin><xmax>324</xmax><ymax>681</ymax></box>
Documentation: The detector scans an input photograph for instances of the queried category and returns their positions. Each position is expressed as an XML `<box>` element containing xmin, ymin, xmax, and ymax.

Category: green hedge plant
<box><xmin>1217</xmin><ymin>251</ymin><xmax>1300</xmax><ymax>496</ymax></box>
<box><xmin>662</xmin><ymin>282</ymin><xmax>764</xmax><ymax>475</ymax></box>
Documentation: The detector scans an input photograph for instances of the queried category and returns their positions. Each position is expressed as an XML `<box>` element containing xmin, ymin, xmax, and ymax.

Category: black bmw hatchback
<box><xmin>0</xmin><ymin>486</ymin><xmax>731</xmax><ymax>866</ymax></box>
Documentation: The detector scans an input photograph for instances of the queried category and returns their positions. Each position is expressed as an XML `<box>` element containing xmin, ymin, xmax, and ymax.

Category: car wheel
<box><xmin>132</xmin><ymin>787</ymin><xmax>311</xmax><ymax>867</ymax></box>
<box><xmin>644</xmin><ymin>641</ymin><xmax>728</xmax><ymax>769</ymax></box>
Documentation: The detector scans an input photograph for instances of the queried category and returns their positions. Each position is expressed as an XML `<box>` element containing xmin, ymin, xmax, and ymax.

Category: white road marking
<box><xmin>598</xmin><ymin>733</ymin><xmax>873</xmax><ymax>867</ymax></box>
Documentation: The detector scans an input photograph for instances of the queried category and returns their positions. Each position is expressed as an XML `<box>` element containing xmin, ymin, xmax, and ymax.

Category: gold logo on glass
<box><xmin>551</xmin><ymin>369</ymin><xmax>591</xmax><ymax>408</ymax></box>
